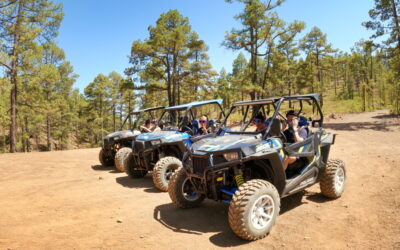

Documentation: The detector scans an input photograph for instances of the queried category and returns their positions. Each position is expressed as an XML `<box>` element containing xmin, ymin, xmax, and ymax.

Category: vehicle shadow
<box><xmin>280</xmin><ymin>191</ymin><xmax>306</xmax><ymax>214</ymax></box>
<box><xmin>153</xmin><ymin>201</ymin><xmax>247</xmax><ymax>247</ymax></box>
<box><xmin>91</xmin><ymin>165</ymin><xmax>121</xmax><ymax>174</ymax></box>
<box><xmin>304</xmin><ymin>191</ymin><xmax>334</xmax><ymax>203</ymax></box>
<box><xmin>115</xmin><ymin>175</ymin><xmax>154</xmax><ymax>189</ymax></box>
<box><xmin>115</xmin><ymin>174</ymin><xmax>163</xmax><ymax>193</ymax></box>
<box><xmin>153</xmin><ymin>193</ymin><xmax>309</xmax><ymax>248</ymax></box>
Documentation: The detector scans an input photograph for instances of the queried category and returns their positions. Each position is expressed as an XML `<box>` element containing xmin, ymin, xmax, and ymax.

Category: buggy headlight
<box><xmin>223</xmin><ymin>152</ymin><xmax>239</xmax><ymax>161</ymax></box>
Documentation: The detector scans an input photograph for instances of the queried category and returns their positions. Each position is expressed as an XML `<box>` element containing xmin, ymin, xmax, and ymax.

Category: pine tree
<box><xmin>0</xmin><ymin>0</ymin><xmax>63</xmax><ymax>152</ymax></box>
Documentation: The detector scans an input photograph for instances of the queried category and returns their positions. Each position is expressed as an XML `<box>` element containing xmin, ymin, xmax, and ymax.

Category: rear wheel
<box><xmin>114</xmin><ymin>147</ymin><xmax>132</xmax><ymax>172</ymax></box>
<box><xmin>99</xmin><ymin>148</ymin><xmax>114</xmax><ymax>167</ymax></box>
<box><xmin>168</xmin><ymin>167</ymin><xmax>205</xmax><ymax>208</ymax></box>
<box><xmin>229</xmin><ymin>179</ymin><xmax>280</xmax><ymax>241</ymax></box>
<box><xmin>153</xmin><ymin>156</ymin><xmax>182</xmax><ymax>192</ymax></box>
<box><xmin>320</xmin><ymin>159</ymin><xmax>346</xmax><ymax>198</ymax></box>
<box><xmin>125</xmin><ymin>153</ymin><xmax>147</xmax><ymax>178</ymax></box>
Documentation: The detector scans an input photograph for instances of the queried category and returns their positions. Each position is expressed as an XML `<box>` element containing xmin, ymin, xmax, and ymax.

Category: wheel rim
<box><xmin>165</xmin><ymin>167</ymin><xmax>176</xmax><ymax>181</ymax></box>
<box><xmin>335</xmin><ymin>166</ymin><xmax>345</xmax><ymax>192</ymax></box>
<box><xmin>181</xmin><ymin>177</ymin><xmax>200</xmax><ymax>201</ymax></box>
<box><xmin>250</xmin><ymin>194</ymin><xmax>275</xmax><ymax>230</ymax></box>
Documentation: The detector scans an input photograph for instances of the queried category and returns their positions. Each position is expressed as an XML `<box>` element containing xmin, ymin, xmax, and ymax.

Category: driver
<box><xmin>282</xmin><ymin>110</ymin><xmax>308</xmax><ymax>170</ymax></box>
<box><xmin>140</xmin><ymin>119</ymin><xmax>158</xmax><ymax>133</ymax></box>
<box><xmin>253</xmin><ymin>112</ymin><xmax>266</xmax><ymax>133</ymax></box>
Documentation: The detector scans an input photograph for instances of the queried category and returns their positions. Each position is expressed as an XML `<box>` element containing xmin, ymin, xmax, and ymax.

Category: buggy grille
<box><xmin>134</xmin><ymin>140</ymin><xmax>145</xmax><ymax>152</ymax></box>
<box><xmin>191</xmin><ymin>156</ymin><xmax>209</xmax><ymax>174</ymax></box>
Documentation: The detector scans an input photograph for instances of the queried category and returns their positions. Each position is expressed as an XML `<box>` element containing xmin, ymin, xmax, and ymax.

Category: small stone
<box><xmin>343</xmin><ymin>205</ymin><xmax>348</xmax><ymax>208</ymax></box>
<box><xmin>390</xmin><ymin>188</ymin><xmax>394</xmax><ymax>192</ymax></box>
<box><xmin>382</xmin><ymin>175</ymin><xmax>385</xmax><ymax>178</ymax></box>
<box><xmin>99</xmin><ymin>176</ymin><xmax>104</xmax><ymax>180</ymax></box>
<box><xmin>117</xmin><ymin>219</ymin><xmax>123</xmax><ymax>223</ymax></box>
<box><xmin>140</xmin><ymin>235</ymin><xmax>145</xmax><ymax>239</ymax></box>
<box><xmin>304</xmin><ymin>236</ymin><xmax>310</xmax><ymax>240</ymax></box>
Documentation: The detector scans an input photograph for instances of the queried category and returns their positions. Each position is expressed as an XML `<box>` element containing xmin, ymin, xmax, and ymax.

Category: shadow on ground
<box><xmin>371</xmin><ymin>114</ymin><xmax>399</xmax><ymax>119</ymax></box>
<box><xmin>304</xmin><ymin>191</ymin><xmax>334</xmax><ymax>203</ymax></box>
<box><xmin>115</xmin><ymin>175</ymin><xmax>154</xmax><ymax>189</ymax></box>
<box><xmin>153</xmin><ymin>201</ymin><xmax>247</xmax><ymax>247</ymax></box>
<box><xmin>91</xmin><ymin>165</ymin><xmax>122</xmax><ymax>174</ymax></box>
<box><xmin>324</xmin><ymin>121</ymin><xmax>398</xmax><ymax>132</ymax></box>
<box><xmin>115</xmin><ymin>174</ymin><xmax>163</xmax><ymax>193</ymax></box>
<box><xmin>153</xmin><ymin>192</ymin><xmax>316</xmax><ymax>247</ymax></box>
<box><xmin>91</xmin><ymin>165</ymin><xmax>113</xmax><ymax>171</ymax></box>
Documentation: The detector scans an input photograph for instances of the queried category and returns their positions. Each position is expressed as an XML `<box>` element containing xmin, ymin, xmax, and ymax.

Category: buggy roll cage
<box><xmin>221</xmin><ymin>94</ymin><xmax>323</xmax><ymax>139</ymax></box>
<box><xmin>158</xmin><ymin>99</ymin><xmax>226</xmax><ymax>130</ymax></box>
<box><xmin>119</xmin><ymin>106</ymin><xmax>165</xmax><ymax>131</ymax></box>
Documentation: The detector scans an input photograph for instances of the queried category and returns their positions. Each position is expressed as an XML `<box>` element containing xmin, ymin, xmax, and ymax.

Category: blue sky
<box><xmin>56</xmin><ymin>0</ymin><xmax>375</xmax><ymax>92</ymax></box>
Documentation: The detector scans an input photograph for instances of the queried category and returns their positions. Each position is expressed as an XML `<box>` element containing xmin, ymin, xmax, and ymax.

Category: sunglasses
<box><xmin>199</xmin><ymin>120</ymin><xmax>207</xmax><ymax>123</ymax></box>
<box><xmin>254</xmin><ymin>119</ymin><xmax>261</xmax><ymax>124</ymax></box>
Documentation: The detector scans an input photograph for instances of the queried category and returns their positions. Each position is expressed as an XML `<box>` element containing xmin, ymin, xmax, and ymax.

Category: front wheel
<box><xmin>153</xmin><ymin>156</ymin><xmax>182</xmax><ymax>192</ymax></box>
<box><xmin>114</xmin><ymin>147</ymin><xmax>132</xmax><ymax>172</ymax></box>
<box><xmin>320</xmin><ymin>159</ymin><xmax>346</xmax><ymax>198</ymax></box>
<box><xmin>168</xmin><ymin>167</ymin><xmax>205</xmax><ymax>208</ymax></box>
<box><xmin>229</xmin><ymin>179</ymin><xmax>280</xmax><ymax>241</ymax></box>
<box><xmin>125</xmin><ymin>154</ymin><xmax>147</xmax><ymax>178</ymax></box>
<box><xmin>99</xmin><ymin>148</ymin><xmax>114</xmax><ymax>167</ymax></box>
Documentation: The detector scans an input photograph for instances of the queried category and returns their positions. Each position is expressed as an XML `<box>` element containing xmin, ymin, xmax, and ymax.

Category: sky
<box><xmin>56</xmin><ymin>0</ymin><xmax>375</xmax><ymax>92</ymax></box>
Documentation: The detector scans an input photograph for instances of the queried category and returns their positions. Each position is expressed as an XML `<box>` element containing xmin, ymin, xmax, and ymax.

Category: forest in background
<box><xmin>0</xmin><ymin>0</ymin><xmax>399</xmax><ymax>153</ymax></box>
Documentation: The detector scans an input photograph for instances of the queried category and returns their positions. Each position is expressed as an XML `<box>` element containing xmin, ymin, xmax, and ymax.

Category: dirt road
<box><xmin>0</xmin><ymin>110</ymin><xmax>399</xmax><ymax>250</ymax></box>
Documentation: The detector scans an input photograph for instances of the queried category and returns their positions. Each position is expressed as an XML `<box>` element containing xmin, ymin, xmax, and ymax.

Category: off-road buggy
<box><xmin>124</xmin><ymin>99</ymin><xmax>225</xmax><ymax>191</ymax></box>
<box><xmin>168</xmin><ymin>94</ymin><xmax>346</xmax><ymax>240</ymax></box>
<box><xmin>99</xmin><ymin>106</ymin><xmax>164</xmax><ymax>171</ymax></box>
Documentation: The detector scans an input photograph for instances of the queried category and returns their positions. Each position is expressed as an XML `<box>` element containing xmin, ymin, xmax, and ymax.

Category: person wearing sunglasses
<box><xmin>197</xmin><ymin>115</ymin><xmax>210</xmax><ymax>135</ymax></box>
<box><xmin>253</xmin><ymin>112</ymin><xmax>266</xmax><ymax>133</ymax></box>
<box><xmin>282</xmin><ymin>110</ymin><xmax>308</xmax><ymax>170</ymax></box>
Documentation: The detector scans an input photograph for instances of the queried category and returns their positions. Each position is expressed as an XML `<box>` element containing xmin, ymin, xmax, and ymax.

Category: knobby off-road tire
<box><xmin>229</xmin><ymin>179</ymin><xmax>280</xmax><ymax>241</ymax></box>
<box><xmin>114</xmin><ymin>147</ymin><xmax>132</xmax><ymax>172</ymax></box>
<box><xmin>99</xmin><ymin>148</ymin><xmax>114</xmax><ymax>167</ymax></box>
<box><xmin>168</xmin><ymin>167</ymin><xmax>205</xmax><ymax>208</ymax></box>
<box><xmin>320</xmin><ymin>159</ymin><xmax>346</xmax><ymax>198</ymax></box>
<box><xmin>125</xmin><ymin>153</ymin><xmax>147</xmax><ymax>178</ymax></box>
<box><xmin>153</xmin><ymin>156</ymin><xmax>182</xmax><ymax>192</ymax></box>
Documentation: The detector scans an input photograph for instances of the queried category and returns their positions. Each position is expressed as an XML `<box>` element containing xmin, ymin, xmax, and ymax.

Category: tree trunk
<box><xmin>113</xmin><ymin>106</ymin><xmax>116</xmax><ymax>132</ymax></box>
<box><xmin>25</xmin><ymin>116</ymin><xmax>30</xmax><ymax>152</ymax></box>
<box><xmin>9</xmin><ymin>0</ymin><xmax>23</xmax><ymax>153</ymax></box>
<box><xmin>46</xmin><ymin>116</ymin><xmax>51</xmax><ymax>151</ymax></box>
<box><xmin>390</xmin><ymin>0</ymin><xmax>400</xmax><ymax>50</ymax></box>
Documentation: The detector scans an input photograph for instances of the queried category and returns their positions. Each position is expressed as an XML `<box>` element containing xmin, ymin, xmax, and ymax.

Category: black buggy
<box><xmin>99</xmin><ymin>106</ymin><xmax>164</xmax><ymax>171</ymax></box>
<box><xmin>124</xmin><ymin>99</ymin><xmax>226</xmax><ymax>191</ymax></box>
<box><xmin>168</xmin><ymin>94</ymin><xmax>346</xmax><ymax>240</ymax></box>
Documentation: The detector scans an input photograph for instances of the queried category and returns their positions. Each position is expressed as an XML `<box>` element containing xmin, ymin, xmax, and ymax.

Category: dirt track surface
<box><xmin>1</xmin><ymin>110</ymin><xmax>399</xmax><ymax>250</ymax></box>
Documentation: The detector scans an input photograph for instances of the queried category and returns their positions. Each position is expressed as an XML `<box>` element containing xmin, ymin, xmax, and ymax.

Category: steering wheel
<box><xmin>183</xmin><ymin>126</ymin><xmax>194</xmax><ymax>135</ymax></box>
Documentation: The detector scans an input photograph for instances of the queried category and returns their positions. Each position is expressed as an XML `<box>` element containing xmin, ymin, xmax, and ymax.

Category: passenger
<box><xmin>253</xmin><ymin>112</ymin><xmax>266</xmax><ymax>133</ymax></box>
<box><xmin>197</xmin><ymin>115</ymin><xmax>210</xmax><ymax>135</ymax></box>
<box><xmin>140</xmin><ymin>119</ymin><xmax>158</xmax><ymax>133</ymax></box>
<box><xmin>283</xmin><ymin>110</ymin><xmax>308</xmax><ymax>170</ymax></box>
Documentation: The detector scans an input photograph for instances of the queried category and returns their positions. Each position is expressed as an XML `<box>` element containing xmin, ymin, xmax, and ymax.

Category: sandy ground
<box><xmin>0</xmin><ymin>110</ymin><xmax>399</xmax><ymax>250</ymax></box>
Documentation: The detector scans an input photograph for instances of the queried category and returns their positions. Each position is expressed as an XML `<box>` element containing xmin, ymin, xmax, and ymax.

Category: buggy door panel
<box><xmin>284</xmin><ymin>130</ymin><xmax>321</xmax><ymax>159</ymax></box>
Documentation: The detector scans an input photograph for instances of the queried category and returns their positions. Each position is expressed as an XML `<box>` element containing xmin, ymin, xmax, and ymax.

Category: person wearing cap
<box><xmin>283</xmin><ymin>110</ymin><xmax>308</xmax><ymax>144</ymax></box>
<box><xmin>283</xmin><ymin>110</ymin><xmax>308</xmax><ymax>170</ymax></box>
